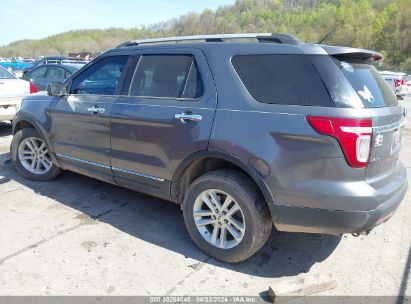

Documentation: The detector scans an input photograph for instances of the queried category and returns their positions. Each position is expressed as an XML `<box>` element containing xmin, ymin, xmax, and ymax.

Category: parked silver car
<box><xmin>0</xmin><ymin>65</ymin><xmax>35</xmax><ymax>122</ymax></box>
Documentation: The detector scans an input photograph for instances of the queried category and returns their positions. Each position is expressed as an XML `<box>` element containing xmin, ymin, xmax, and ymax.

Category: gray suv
<box><xmin>10</xmin><ymin>34</ymin><xmax>408</xmax><ymax>262</ymax></box>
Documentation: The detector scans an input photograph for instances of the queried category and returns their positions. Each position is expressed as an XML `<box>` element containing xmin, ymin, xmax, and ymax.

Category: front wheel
<box><xmin>183</xmin><ymin>169</ymin><xmax>272</xmax><ymax>263</ymax></box>
<box><xmin>11</xmin><ymin>128</ymin><xmax>61</xmax><ymax>181</ymax></box>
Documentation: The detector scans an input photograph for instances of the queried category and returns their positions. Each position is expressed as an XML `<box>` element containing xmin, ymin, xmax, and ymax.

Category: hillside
<box><xmin>1</xmin><ymin>0</ymin><xmax>410</xmax><ymax>70</ymax></box>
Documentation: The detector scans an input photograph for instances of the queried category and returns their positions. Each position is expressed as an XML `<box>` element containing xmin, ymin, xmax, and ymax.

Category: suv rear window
<box><xmin>231</xmin><ymin>55</ymin><xmax>333</xmax><ymax>107</ymax></box>
<box><xmin>333</xmin><ymin>57</ymin><xmax>398</xmax><ymax>108</ymax></box>
<box><xmin>309</xmin><ymin>55</ymin><xmax>364</xmax><ymax>108</ymax></box>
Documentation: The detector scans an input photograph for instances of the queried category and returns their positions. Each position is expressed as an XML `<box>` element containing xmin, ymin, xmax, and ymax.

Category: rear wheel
<box><xmin>183</xmin><ymin>169</ymin><xmax>272</xmax><ymax>263</ymax></box>
<box><xmin>11</xmin><ymin>128</ymin><xmax>61</xmax><ymax>181</ymax></box>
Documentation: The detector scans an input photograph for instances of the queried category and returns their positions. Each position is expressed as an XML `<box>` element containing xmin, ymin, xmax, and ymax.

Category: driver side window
<box><xmin>70</xmin><ymin>55</ymin><xmax>129</xmax><ymax>95</ymax></box>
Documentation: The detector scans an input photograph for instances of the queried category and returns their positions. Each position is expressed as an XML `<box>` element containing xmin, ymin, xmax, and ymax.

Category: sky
<box><xmin>0</xmin><ymin>0</ymin><xmax>236</xmax><ymax>46</ymax></box>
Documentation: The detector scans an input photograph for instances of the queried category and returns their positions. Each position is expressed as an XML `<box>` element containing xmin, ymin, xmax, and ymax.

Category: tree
<box><xmin>0</xmin><ymin>0</ymin><xmax>409</xmax><ymax>70</ymax></box>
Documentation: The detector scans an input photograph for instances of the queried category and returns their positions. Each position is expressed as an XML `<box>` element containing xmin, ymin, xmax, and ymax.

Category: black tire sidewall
<box><xmin>11</xmin><ymin>128</ymin><xmax>61</xmax><ymax>181</ymax></box>
<box><xmin>183</xmin><ymin>171</ymin><xmax>271</xmax><ymax>262</ymax></box>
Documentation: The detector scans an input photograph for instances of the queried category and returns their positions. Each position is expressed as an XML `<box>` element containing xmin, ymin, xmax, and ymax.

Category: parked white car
<box><xmin>0</xmin><ymin>65</ymin><xmax>36</xmax><ymax>122</ymax></box>
<box><xmin>380</xmin><ymin>71</ymin><xmax>411</xmax><ymax>98</ymax></box>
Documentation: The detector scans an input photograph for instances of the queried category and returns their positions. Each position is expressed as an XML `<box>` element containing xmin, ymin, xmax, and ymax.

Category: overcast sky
<box><xmin>1</xmin><ymin>0</ymin><xmax>236</xmax><ymax>46</ymax></box>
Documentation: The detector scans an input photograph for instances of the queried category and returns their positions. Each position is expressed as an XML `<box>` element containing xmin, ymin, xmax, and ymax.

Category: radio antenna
<box><xmin>318</xmin><ymin>23</ymin><xmax>339</xmax><ymax>44</ymax></box>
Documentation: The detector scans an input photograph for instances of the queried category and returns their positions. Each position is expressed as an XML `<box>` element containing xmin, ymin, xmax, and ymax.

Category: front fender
<box><xmin>12</xmin><ymin>95</ymin><xmax>61</xmax><ymax>167</ymax></box>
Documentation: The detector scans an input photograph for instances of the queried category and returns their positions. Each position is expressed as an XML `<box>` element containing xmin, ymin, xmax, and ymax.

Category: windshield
<box><xmin>333</xmin><ymin>57</ymin><xmax>398</xmax><ymax>108</ymax></box>
<box><xmin>0</xmin><ymin>66</ymin><xmax>16</xmax><ymax>79</ymax></box>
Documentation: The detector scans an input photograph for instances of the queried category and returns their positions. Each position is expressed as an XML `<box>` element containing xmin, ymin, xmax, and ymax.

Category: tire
<box><xmin>10</xmin><ymin>128</ymin><xmax>61</xmax><ymax>181</ymax></box>
<box><xmin>183</xmin><ymin>169</ymin><xmax>272</xmax><ymax>263</ymax></box>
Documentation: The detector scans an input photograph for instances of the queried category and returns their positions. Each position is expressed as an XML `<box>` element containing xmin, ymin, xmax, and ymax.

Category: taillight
<box><xmin>307</xmin><ymin>116</ymin><xmax>372</xmax><ymax>168</ymax></box>
<box><xmin>29</xmin><ymin>82</ymin><xmax>38</xmax><ymax>94</ymax></box>
<box><xmin>394</xmin><ymin>79</ymin><xmax>406</xmax><ymax>87</ymax></box>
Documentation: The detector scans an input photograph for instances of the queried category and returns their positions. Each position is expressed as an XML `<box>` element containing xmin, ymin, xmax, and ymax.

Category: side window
<box><xmin>231</xmin><ymin>55</ymin><xmax>333</xmax><ymax>106</ymax></box>
<box><xmin>65</xmin><ymin>70</ymin><xmax>72</xmax><ymax>78</ymax></box>
<box><xmin>46</xmin><ymin>67</ymin><xmax>65</xmax><ymax>80</ymax></box>
<box><xmin>183</xmin><ymin>61</ymin><xmax>203</xmax><ymax>99</ymax></box>
<box><xmin>129</xmin><ymin>55</ymin><xmax>203</xmax><ymax>99</ymax></box>
<box><xmin>29</xmin><ymin>66</ymin><xmax>47</xmax><ymax>80</ymax></box>
<box><xmin>70</xmin><ymin>56</ymin><xmax>129</xmax><ymax>95</ymax></box>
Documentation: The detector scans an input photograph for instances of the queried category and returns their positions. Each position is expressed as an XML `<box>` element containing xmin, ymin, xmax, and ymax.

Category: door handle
<box><xmin>175</xmin><ymin>113</ymin><xmax>202</xmax><ymax>123</ymax></box>
<box><xmin>87</xmin><ymin>106</ymin><xmax>106</xmax><ymax>115</ymax></box>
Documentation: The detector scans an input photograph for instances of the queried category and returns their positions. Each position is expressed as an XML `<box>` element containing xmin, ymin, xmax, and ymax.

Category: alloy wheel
<box><xmin>18</xmin><ymin>137</ymin><xmax>53</xmax><ymax>175</ymax></box>
<box><xmin>193</xmin><ymin>189</ymin><xmax>246</xmax><ymax>249</ymax></box>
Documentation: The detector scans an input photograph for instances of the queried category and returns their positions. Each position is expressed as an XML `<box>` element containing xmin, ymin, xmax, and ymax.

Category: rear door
<box><xmin>334</xmin><ymin>58</ymin><xmax>406</xmax><ymax>186</ymax></box>
<box><xmin>50</xmin><ymin>55</ymin><xmax>131</xmax><ymax>183</ymax></box>
<box><xmin>110</xmin><ymin>48</ymin><xmax>217</xmax><ymax>198</ymax></box>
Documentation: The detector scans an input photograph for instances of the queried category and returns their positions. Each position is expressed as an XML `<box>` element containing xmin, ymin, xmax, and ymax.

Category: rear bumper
<box><xmin>0</xmin><ymin>97</ymin><xmax>21</xmax><ymax>121</ymax></box>
<box><xmin>0</xmin><ymin>106</ymin><xmax>18</xmax><ymax>121</ymax></box>
<box><xmin>269</xmin><ymin>166</ymin><xmax>408</xmax><ymax>235</ymax></box>
<box><xmin>0</xmin><ymin>97</ymin><xmax>23</xmax><ymax>106</ymax></box>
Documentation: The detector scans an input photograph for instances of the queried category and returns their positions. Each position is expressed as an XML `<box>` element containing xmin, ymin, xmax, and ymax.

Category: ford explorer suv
<box><xmin>10</xmin><ymin>33</ymin><xmax>408</xmax><ymax>263</ymax></box>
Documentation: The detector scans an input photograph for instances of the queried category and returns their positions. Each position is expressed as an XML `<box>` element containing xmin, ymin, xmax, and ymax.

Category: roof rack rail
<box><xmin>117</xmin><ymin>33</ymin><xmax>301</xmax><ymax>48</ymax></box>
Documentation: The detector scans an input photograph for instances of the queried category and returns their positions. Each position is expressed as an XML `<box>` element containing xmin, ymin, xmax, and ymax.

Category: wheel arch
<box><xmin>171</xmin><ymin>150</ymin><xmax>275</xmax><ymax>207</ymax></box>
<box><xmin>12</xmin><ymin>116</ymin><xmax>61</xmax><ymax>167</ymax></box>
<box><xmin>13</xmin><ymin>119</ymin><xmax>36</xmax><ymax>134</ymax></box>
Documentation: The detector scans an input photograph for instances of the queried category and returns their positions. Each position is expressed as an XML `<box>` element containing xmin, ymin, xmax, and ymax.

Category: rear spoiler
<box><xmin>319</xmin><ymin>45</ymin><xmax>383</xmax><ymax>62</ymax></box>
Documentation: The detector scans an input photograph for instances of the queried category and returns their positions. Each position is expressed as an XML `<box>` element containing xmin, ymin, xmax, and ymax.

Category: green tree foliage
<box><xmin>0</xmin><ymin>0</ymin><xmax>409</xmax><ymax>70</ymax></box>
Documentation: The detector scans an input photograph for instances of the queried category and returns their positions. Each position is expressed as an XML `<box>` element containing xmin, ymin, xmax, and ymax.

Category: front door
<box><xmin>110</xmin><ymin>49</ymin><xmax>217</xmax><ymax>199</ymax></box>
<box><xmin>50</xmin><ymin>55</ymin><xmax>131</xmax><ymax>183</ymax></box>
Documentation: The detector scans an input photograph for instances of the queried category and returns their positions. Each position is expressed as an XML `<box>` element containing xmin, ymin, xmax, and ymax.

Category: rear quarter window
<box><xmin>231</xmin><ymin>55</ymin><xmax>334</xmax><ymax>107</ymax></box>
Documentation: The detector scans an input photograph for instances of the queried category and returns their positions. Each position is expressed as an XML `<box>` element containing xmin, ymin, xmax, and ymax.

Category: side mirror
<box><xmin>47</xmin><ymin>82</ymin><xmax>63</xmax><ymax>96</ymax></box>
